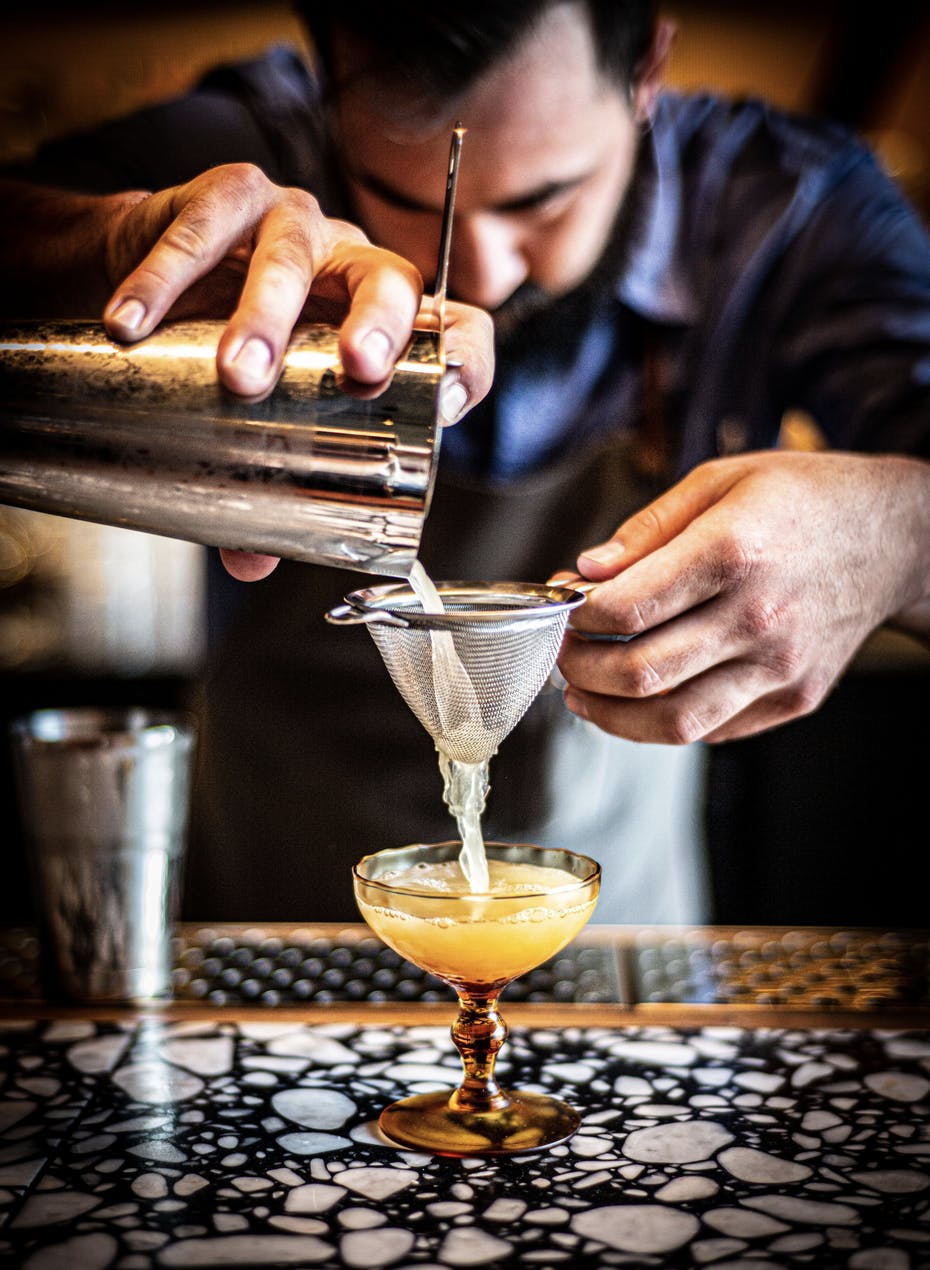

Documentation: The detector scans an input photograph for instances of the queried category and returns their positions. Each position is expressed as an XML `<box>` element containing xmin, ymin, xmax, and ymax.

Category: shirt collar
<box><xmin>615</xmin><ymin>94</ymin><xmax>698</xmax><ymax>326</ymax></box>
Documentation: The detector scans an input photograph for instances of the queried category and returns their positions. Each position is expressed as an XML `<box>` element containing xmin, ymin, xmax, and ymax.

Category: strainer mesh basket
<box><xmin>335</xmin><ymin>583</ymin><xmax>585</xmax><ymax>764</ymax></box>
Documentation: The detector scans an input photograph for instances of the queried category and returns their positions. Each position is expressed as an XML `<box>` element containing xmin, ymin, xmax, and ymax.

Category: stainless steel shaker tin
<box><xmin>0</xmin><ymin>318</ymin><xmax>444</xmax><ymax>576</ymax></box>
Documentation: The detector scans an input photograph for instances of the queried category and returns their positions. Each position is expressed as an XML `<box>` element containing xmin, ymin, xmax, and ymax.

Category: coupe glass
<box><xmin>353</xmin><ymin>840</ymin><xmax>600</xmax><ymax>1156</ymax></box>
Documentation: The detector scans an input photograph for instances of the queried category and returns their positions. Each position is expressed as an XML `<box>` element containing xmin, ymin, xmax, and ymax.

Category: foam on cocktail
<box><xmin>376</xmin><ymin>858</ymin><xmax>575</xmax><ymax>894</ymax></box>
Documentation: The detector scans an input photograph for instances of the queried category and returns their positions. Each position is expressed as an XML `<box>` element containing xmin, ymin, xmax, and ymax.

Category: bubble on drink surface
<box><xmin>358</xmin><ymin>901</ymin><xmax>413</xmax><ymax>924</ymax></box>
<box><xmin>504</xmin><ymin>900</ymin><xmax>596</xmax><ymax>924</ymax></box>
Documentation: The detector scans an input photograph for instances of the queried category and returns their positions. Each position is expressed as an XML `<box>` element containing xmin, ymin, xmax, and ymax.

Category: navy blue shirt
<box><xmin>15</xmin><ymin>43</ymin><xmax>930</xmax><ymax>483</ymax></box>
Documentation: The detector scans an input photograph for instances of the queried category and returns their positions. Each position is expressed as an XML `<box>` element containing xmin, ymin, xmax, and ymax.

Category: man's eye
<box><xmin>522</xmin><ymin>190</ymin><xmax>574</xmax><ymax>220</ymax></box>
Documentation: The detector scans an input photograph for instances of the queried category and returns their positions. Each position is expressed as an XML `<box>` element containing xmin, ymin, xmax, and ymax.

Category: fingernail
<box><xmin>231</xmin><ymin>337</ymin><xmax>273</xmax><ymax>382</ymax></box>
<box><xmin>546</xmin><ymin>571</ymin><xmax>576</xmax><ymax>586</ymax></box>
<box><xmin>579</xmin><ymin>542</ymin><xmax>625</xmax><ymax>568</ymax></box>
<box><xmin>564</xmin><ymin>688</ymin><xmax>588</xmax><ymax>719</ymax></box>
<box><xmin>440</xmin><ymin>380</ymin><xmax>468</xmax><ymax>426</ymax></box>
<box><xmin>107</xmin><ymin>297</ymin><xmax>147</xmax><ymax>333</ymax></box>
<box><xmin>361</xmin><ymin>328</ymin><xmax>393</xmax><ymax>375</ymax></box>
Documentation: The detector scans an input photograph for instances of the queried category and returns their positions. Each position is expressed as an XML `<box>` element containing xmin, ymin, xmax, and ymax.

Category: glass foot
<box><xmin>379</xmin><ymin>1088</ymin><xmax>581</xmax><ymax>1156</ymax></box>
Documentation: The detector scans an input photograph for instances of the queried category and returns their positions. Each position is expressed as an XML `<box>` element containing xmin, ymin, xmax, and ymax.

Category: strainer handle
<box><xmin>324</xmin><ymin>604</ymin><xmax>410</xmax><ymax>628</ymax></box>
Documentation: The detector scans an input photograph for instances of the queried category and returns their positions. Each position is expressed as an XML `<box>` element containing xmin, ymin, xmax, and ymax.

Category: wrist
<box><xmin>884</xmin><ymin>455</ymin><xmax>930</xmax><ymax>642</ymax></box>
<box><xmin>0</xmin><ymin>182</ymin><xmax>150</xmax><ymax>317</ymax></box>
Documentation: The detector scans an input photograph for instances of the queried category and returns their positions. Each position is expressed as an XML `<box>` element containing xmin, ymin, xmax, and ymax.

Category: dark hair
<box><xmin>297</xmin><ymin>1</ymin><xmax>657</xmax><ymax>103</ymax></box>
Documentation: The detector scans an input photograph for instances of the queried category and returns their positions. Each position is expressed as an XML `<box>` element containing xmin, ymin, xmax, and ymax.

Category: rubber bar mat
<box><xmin>1</xmin><ymin>926</ymin><xmax>927</xmax><ymax>1008</ymax></box>
<box><xmin>629</xmin><ymin>927</ymin><xmax>930</xmax><ymax>1009</ymax></box>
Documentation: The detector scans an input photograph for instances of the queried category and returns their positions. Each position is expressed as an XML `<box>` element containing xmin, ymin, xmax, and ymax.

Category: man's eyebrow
<box><xmin>351</xmin><ymin>169</ymin><xmax>589</xmax><ymax>214</ymax></box>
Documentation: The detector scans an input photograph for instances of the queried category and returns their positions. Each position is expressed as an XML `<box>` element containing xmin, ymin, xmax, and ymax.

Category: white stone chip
<box><xmin>334</xmin><ymin>1167</ymin><xmax>418</xmax><ymax>1201</ymax></box>
<box><xmin>483</xmin><ymin>1198</ymin><xmax>527</xmax><ymax>1222</ymax></box>
<box><xmin>655</xmin><ymin>1176</ymin><xmax>719</xmax><ymax>1202</ymax></box>
<box><xmin>269</xmin><ymin>1216</ymin><xmax>329</xmax><ymax>1235</ymax></box>
<box><xmin>128</xmin><ymin>1141</ymin><xmax>187</xmax><ymax>1163</ymax></box>
<box><xmin>14</xmin><ymin>1231</ymin><xmax>117</xmax><ymax>1269</ymax></box>
<box><xmin>159</xmin><ymin>1037</ymin><xmax>234</xmax><ymax>1077</ymax></box>
<box><xmin>175</xmin><ymin>1174</ymin><xmax>210</xmax><ymax>1196</ymax></box>
<box><xmin>850</xmin><ymin>1169</ymin><xmax>930</xmax><ymax>1193</ymax></box>
<box><xmin>267</xmin><ymin>1033</ymin><xmax>359</xmax><ymax>1065</ymax></box>
<box><xmin>623</xmin><ymin>1120</ymin><xmax>734</xmax><ymax>1163</ymax></box>
<box><xmin>438</xmin><ymin>1226</ymin><xmax>514</xmax><ymax>1265</ymax></box>
<box><xmin>272</xmin><ymin>1087</ymin><xmax>357</xmax><ymax>1130</ymax></box>
<box><xmin>158</xmin><ymin>1234</ymin><xmax>335</xmax><ymax>1265</ymax></box>
<box><xmin>733</xmin><ymin>1070</ymin><xmax>784</xmax><ymax>1093</ymax></box>
<box><xmin>277</xmin><ymin>1132</ymin><xmax>351</xmax><ymax>1155</ymax></box>
<box><xmin>865</xmin><ymin>1071</ymin><xmax>930</xmax><ymax>1103</ymax></box>
<box><xmin>111</xmin><ymin>1062</ymin><xmax>204</xmax><ymax>1105</ymax></box>
<box><xmin>284</xmin><ymin>1183</ymin><xmax>345</xmax><ymax>1214</ymax></box>
<box><xmin>340</xmin><ymin>1228</ymin><xmax>416</xmax><ymax>1267</ymax></box>
<box><xmin>702</xmin><ymin>1206</ymin><xmax>789</xmax><ymax>1237</ymax></box>
<box><xmin>11</xmin><ymin>1190</ymin><xmax>100</xmax><ymax>1227</ymax></box>
<box><xmin>571</xmin><ymin>1204</ymin><xmax>700</xmax><ymax>1253</ymax></box>
<box><xmin>791</xmin><ymin>1062</ymin><xmax>834</xmax><ymax>1088</ymax></box>
<box><xmin>613</xmin><ymin>1075</ymin><xmax>652</xmax><ymax>1096</ymax></box>
<box><xmin>607</xmin><ymin>1041</ymin><xmax>698</xmax><ymax>1067</ymax></box>
<box><xmin>132</xmin><ymin>1173</ymin><xmax>169</xmax><ymax>1198</ymax></box>
<box><xmin>717</xmin><ymin>1146</ymin><xmax>812</xmax><ymax>1183</ymax></box>
<box><xmin>66</xmin><ymin>1035</ymin><xmax>131</xmax><ymax>1074</ymax></box>
<box><xmin>744</xmin><ymin>1193</ymin><xmax>861</xmax><ymax>1225</ymax></box>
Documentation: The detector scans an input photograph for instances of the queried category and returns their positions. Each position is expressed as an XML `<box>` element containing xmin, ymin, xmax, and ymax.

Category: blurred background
<box><xmin>1</xmin><ymin>0</ymin><xmax>928</xmax><ymax>926</ymax></box>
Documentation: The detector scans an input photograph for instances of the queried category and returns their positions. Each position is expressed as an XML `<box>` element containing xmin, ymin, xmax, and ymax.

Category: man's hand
<box><xmin>91</xmin><ymin>164</ymin><xmax>493</xmax><ymax>579</ymax></box>
<box><xmin>553</xmin><ymin>450</ymin><xmax>930</xmax><ymax>744</ymax></box>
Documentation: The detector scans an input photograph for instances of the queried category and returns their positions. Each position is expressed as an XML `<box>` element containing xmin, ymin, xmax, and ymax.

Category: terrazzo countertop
<box><xmin>1</xmin><ymin>1015</ymin><xmax>929</xmax><ymax>1268</ymax></box>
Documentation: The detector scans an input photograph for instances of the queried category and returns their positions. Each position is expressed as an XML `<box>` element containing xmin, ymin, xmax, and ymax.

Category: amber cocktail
<box><xmin>353</xmin><ymin>840</ymin><xmax>600</xmax><ymax>1156</ymax></box>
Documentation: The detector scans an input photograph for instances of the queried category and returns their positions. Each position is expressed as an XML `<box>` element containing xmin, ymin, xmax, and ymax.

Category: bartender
<box><xmin>1</xmin><ymin>1</ymin><xmax>929</xmax><ymax>923</ymax></box>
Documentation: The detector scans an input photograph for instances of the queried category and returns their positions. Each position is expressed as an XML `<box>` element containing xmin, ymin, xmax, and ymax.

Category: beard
<box><xmin>467</xmin><ymin>145</ymin><xmax>647</xmax><ymax>369</ymax></box>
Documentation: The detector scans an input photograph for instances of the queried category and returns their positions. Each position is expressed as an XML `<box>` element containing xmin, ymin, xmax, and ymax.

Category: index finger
<box><xmin>572</xmin><ymin>514</ymin><xmax>731</xmax><ymax>640</ymax></box>
<box><xmin>576</xmin><ymin>459</ymin><xmax>746</xmax><ymax>581</ymax></box>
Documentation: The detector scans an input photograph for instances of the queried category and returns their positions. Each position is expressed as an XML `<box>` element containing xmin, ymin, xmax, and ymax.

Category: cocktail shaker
<box><xmin>0</xmin><ymin>318</ymin><xmax>444</xmax><ymax>577</ymax></box>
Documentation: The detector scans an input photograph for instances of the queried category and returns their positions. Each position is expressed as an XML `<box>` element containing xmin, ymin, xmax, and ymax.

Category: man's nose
<box><xmin>449</xmin><ymin>214</ymin><xmax>529</xmax><ymax>311</ymax></box>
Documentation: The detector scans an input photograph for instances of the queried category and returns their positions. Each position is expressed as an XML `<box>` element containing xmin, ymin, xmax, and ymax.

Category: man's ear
<box><xmin>632</xmin><ymin>17</ymin><xmax>676</xmax><ymax>126</ymax></box>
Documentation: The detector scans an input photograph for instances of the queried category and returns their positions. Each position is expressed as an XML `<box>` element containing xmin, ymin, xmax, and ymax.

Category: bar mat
<box><xmin>0</xmin><ymin>926</ymin><xmax>623</xmax><ymax>1006</ymax></box>
<box><xmin>172</xmin><ymin>929</ymin><xmax>623</xmax><ymax>1006</ymax></box>
<box><xmin>2</xmin><ymin>925</ymin><xmax>928</xmax><ymax>1008</ymax></box>
<box><xmin>629</xmin><ymin>927</ymin><xmax>930</xmax><ymax>1008</ymax></box>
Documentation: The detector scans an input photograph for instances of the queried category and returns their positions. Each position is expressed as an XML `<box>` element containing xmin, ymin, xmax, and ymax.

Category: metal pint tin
<box><xmin>10</xmin><ymin>706</ymin><xmax>196</xmax><ymax>1003</ymax></box>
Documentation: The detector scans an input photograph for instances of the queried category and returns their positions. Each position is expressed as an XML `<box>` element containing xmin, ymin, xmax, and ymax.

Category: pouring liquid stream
<box><xmin>407</xmin><ymin>560</ymin><xmax>492</xmax><ymax>893</ymax></box>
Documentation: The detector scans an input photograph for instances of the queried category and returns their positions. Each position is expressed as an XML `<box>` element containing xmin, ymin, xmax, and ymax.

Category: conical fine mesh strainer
<box><xmin>325</xmin><ymin>582</ymin><xmax>586</xmax><ymax>764</ymax></box>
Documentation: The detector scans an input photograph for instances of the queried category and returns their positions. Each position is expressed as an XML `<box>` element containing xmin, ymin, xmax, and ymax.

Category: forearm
<box><xmin>0</xmin><ymin>179</ymin><xmax>149</xmax><ymax>318</ymax></box>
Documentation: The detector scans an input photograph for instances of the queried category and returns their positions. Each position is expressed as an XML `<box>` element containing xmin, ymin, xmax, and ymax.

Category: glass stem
<box><xmin>449</xmin><ymin>992</ymin><xmax>511</xmax><ymax>1113</ymax></box>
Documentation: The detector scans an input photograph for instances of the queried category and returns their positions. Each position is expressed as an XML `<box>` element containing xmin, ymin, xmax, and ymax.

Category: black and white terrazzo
<box><xmin>1</xmin><ymin>1019</ymin><xmax>929</xmax><ymax>1267</ymax></box>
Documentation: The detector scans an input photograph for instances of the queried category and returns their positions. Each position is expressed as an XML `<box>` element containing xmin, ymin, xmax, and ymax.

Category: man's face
<box><xmin>331</xmin><ymin>4</ymin><xmax>645</xmax><ymax>328</ymax></box>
